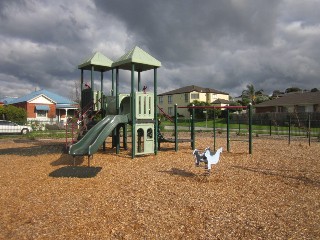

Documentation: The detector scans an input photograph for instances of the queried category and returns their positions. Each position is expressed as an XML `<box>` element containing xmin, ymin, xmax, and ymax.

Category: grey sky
<box><xmin>0</xmin><ymin>0</ymin><xmax>319</xmax><ymax>100</ymax></box>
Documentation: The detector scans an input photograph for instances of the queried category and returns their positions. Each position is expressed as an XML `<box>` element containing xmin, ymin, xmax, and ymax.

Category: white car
<box><xmin>0</xmin><ymin>120</ymin><xmax>33</xmax><ymax>135</ymax></box>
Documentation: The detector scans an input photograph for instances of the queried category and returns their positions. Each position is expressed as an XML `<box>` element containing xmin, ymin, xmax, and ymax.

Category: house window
<box><xmin>191</xmin><ymin>93</ymin><xmax>199</xmax><ymax>99</ymax></box>
<box><xmin>168</xmin><ymin>107</ymin><xmax>173</xmax><ymax>116</ymax></box>
<box><xmin>36</xmin><ymin>110</ymin><xmax>47</xmax><ymax>118</ymax></box>
<box><xmin>278</xmin><ymin>106</ymin><xmax>287</xmax><ymax>113</ymax></box>
<box><xmin>159</xmin><ymin>96</ymin><xmax>163</xmax><ymax>104</ymax></box>
<box><xmin>212</xmin><ymin>94</ymin><xmax>218</xmax><ymax>100</ymax></box>
<box><xmin>168</xmin><ymin>95</ymin><xmax>172</xmax><ymax>104</ymax></box>
<box><xmin>185</xmin><ymin>93</ymin><xmax>189</xmax><ymax>103</ymax></box>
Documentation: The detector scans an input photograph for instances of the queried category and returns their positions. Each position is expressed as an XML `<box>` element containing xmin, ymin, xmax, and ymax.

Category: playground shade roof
<box><xmin>112</xmin><ymin>46</ymin><xmax>161</xmax><ymax>72</ymax></box>
<box><xmin>158</xmin><ymin>85</ymin><xmax>228</xmax><ymax>96</ymax></box>
<box><xmin>78</xmin><ymin>52</ymin><xmax>113</xmax><ymax>71</ymax></box>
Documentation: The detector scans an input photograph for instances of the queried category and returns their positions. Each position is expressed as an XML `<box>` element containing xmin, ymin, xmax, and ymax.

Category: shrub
<box><xmin>0</xmin><ymin>105</ymin><xmax>27</xmax><ymax>124</ymax></box>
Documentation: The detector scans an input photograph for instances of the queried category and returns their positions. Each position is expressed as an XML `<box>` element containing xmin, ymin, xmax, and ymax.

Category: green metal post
<box><xmin>288</xmin><ymin>116</ymin><xmax>291</xmax><ymax>145</ymax></box>
<box><xmin>249</xmin><ymin>104</ymin><xmax>253</xmax><ymax>154</ymax></box>
<box><xmin>131</xmin><ymin>63</ymin><xmax>135</xmax><ymax>159</ymax></box>
<box><xmin>116</xmin><ymin>68</ymin><xmax>119</xmax><ymax>113</ymax></box>
<box><xmin>174</xmin><ymin>104</ymin><xmax>178</xmax><ymax>152</ymax></box>
<box><xmin>112</xmin><ymin>69</ymin><xmax>115</xmax><ymax>96</ymax></box>
<box><xmin>227</xmin><ymin>109</ymin><xmax>230</xmax><ymax>152</ymax></box>
<box><xmin>80</xmin><ymin>69</ymin><xmax>83</xmax><ymax>112</ymax></box>
<box><xmin>191</xmin><ymin>105</ymin><xmax>195</xmax><ymax>149</ymax></box>
<box><xmin>91</xmin><ymin>65</ymin><xmax>94</xmax><ymax>92</ymax></box>
<box><xmin>100</xmin><ymin>71</ymin><xmax>103</xmax><ymax>94</ymax></box>
<box><xmin>154</xmin><ymin>67</ymin><xmax>158</xmax><ymax>155</ymax></box>
<box><xmin>123</xmin><ymin>124</ymin><xmax>128</xmax><ymax>150</ymax></box>
<box><xmin>238</xmin><ymin>115</ymin><xmax>241</xmax><ymax>134</ymax></box>
<box><xmin>213</xmin><ymin>109</ymin><xmax>216</xmax><ymax>151</ymax></box>
<box><xmin>80</xmin><ymin>69</ymin><xmax>84</xmax><ymax>92</ymax></box>
<box><xmin>101</xmin><ymin>71</ymin><xmax>105</xmax><ymax>151</ymax></box>
<box><xmin>308</xmin><ymin>114</ymin><xmax>311</xmax><ymax>146</ymax></box>
<box><xmin>101</xmin><ymin>71</ymin><xmax>104</xmax><ymax>112</ymax></box>
<box><xmin>138</xmin><ymin>71</ymin><xmax>141</xmax><ymax>92</ymax></box>
<box><xmin>269</xmin><ymin>120</ymin><xmax>272</xmax><ymax>136</ymax></box>
<box><xmin>116</xmin><ymin>67</ymin><xmax>120</xmax><ymax>154</ymax></box>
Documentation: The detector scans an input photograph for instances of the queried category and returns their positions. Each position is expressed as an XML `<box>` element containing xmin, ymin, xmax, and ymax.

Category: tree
<box><xmin>255</xmin><ymin>95</ymin><xmax>270</xmax><ymax>104</ymax></box>
<box><xmin>272</xmin><ymin>90</ymin><xmax>284</xmax><ymax>98</ymax></box>
<box><xmin>187</xmin><ymin>100</ymin><xmax>222</xmax><ymax>119</ymax></box>
<box><xmin>285</xmin><ymin>87</ymin><xmax>302</xmax><ymax>93</ymax></box>
<box><xmin>70</xmin><ymin>79</ymin><xmax>81</xmax><ymax>104</ymax></box>
<box><xmin>242</xmin><ymin>84</ymin><xmax>257</xmax><ymax>105</ymax></box>
<box><xmin>311</xmin><ymin>88</ymin><xmax>319</xmax><ymax>92</ymax></box>
<box><xmin>187</xmin><ymin>100</ymin><xmax>209</xmax><ymax>119</ymax></box>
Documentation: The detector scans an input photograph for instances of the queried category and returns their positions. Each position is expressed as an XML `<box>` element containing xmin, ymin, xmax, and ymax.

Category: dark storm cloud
<box><xmin>95</xmin><ymin>0</ymin><xmax>280</xmax><ymax>63</ymax></box>
<box><xmin>0</xmin><ymin>0</ymin><xmax>319</xmax><ymax>99</ymax></box>
<box><xmin>94</xmin><ymin>0</ymin><xmax>320</xmax><ymax>95</ymax></box>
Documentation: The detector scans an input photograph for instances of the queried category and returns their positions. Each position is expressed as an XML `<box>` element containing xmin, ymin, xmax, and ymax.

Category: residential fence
<box><xmin>164</xmin><ymin>112</ymin><xmax>320</xmax><ymax>140</ymax></box>
<box><xmin>230</xmin><ymin>112</ymin><xmax>320</xmax><ymax>137</ymax></box>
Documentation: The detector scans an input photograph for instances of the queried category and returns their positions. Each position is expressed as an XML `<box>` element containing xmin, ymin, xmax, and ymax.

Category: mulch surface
<box><xmin>0</xmin><ymin>134</ymin><xmax>319</xmax><ymax>239</ymax></box>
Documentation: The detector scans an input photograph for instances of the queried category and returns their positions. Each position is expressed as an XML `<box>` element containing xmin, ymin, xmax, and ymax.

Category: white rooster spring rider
<box><xmin>193</xmin><ymin>147</ymin><xmax>223</xmax><ymax>172</ymax></box>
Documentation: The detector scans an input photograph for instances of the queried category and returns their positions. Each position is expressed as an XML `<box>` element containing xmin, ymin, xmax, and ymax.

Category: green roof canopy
<box><xmin>78</xmin><ymin>52</ymin><xmax>113</xmax><ymax>72</ymax></box>
<box><xmin>112</xmin><ymin>46</ymin><xmax>161</xmax><ymax>72</ymax></box>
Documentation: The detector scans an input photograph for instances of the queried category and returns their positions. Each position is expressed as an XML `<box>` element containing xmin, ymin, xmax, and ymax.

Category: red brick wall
<box><xmin>12</xmin><ymin>102</ymin><xmax>56</xmax><ymax>118</ymax></box>
<box><xmin>26</xmin><ymin>103</ymin><xmax>36</xmax><ymax>118</ymax></box>
<box><xmin>255</xmin><ymin>106</ymin><xmax>276</xmax><ymax>113</ymax></box>
<box><xmin>48</xmin><ymin>104</ymin><xmax>56</xmax><ymax>118</ymax></box>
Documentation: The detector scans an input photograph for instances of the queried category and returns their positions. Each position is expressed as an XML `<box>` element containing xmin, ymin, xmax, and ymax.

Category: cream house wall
<box><xmin>159</xmin><ymin>91</ymin><xmax>230</xmax><ymax>118</ymax></box>
<box><xmin>29</xmin><ymin>95</ymin><xmax>54</xmax><ymax>104</ymax></box>
<box><xmin>208</xmin><ymin>93</ymin><xmax>229</xmax><ymax>102</ymax></box>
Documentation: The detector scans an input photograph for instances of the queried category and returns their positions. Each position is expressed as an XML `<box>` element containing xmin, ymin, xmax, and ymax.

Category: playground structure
<box><xmin>66</xmin><ymin>47</ymin><xmax>253</xmax><ymax>163</ymax></box>
<box><xmin>159</xmin><ymin>104</ymin><xmax>253</xmax><ymax>154</ymax></box>
<box><xmin>67</xmin><ymin>46</ymin><xmax>161</xmax><ymax>160</ymax></box>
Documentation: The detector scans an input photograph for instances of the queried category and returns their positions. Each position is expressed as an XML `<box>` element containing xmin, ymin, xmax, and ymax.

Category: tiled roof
<box><xmin>212</xmin><ymin>99</ymin><xmax>231</xmax><ymax>104</ymax></box>
<box><xmin>255</xmin><ymin>91</ymin><xmax>320</xmax><ymax>107</ymax></box>
<box><xmin>6</xmin><ymin>89</ymin><xmax>76</xmax><ymax>105</ymax></box>
<box><xmin>0</xmin><ymin>97</ymin><xmax>18</xmax><ymax>104</ymax></box>
<box><xmin>158</xmin><ymin>85</ymin><xmax>228</xmax><ymax>96</ymax></box>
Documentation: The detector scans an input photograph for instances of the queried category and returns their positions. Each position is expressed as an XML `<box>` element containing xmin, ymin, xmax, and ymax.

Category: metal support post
<box><xmin>249</xmin><ymin>104</ymin><xmax>253</xmax><ymax>154</ymax></box>
<box><xmin>174</xmin><ymin>104</ymin><xmax>178</xmax><ymax>152</ymax></box>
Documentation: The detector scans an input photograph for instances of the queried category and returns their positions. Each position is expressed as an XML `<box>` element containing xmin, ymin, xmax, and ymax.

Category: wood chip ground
<box><xmin>0</xmin><ymin>133</ymin><xmax>319</xmax><ymax>239</ymax></box>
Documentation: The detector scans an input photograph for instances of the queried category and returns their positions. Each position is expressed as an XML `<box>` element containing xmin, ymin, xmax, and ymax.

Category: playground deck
<box><xmin>0</xmin><ymin>134</ymin><xmax>319</xmax><ymax>239</ymax></box>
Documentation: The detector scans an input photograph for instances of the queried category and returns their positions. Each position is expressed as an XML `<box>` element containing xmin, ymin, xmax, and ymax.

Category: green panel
<box><xmin>135</xmin><ymin>123</ymin><xmax>155</xmax><ymax>155</ymax></box>
<box><xmin>135</xmin><ymin>92</ymin><xmax>154</xmax><ymax>120</ymax></box>
<box><xmin>93</xmin><ymin>91</ymin><xmax>102</xmax><ymax>111</ymax></box>
<box><xmin>81</xmin><ymin>89</ymin><xmax>93</xmax><ymax>110</ymax></box>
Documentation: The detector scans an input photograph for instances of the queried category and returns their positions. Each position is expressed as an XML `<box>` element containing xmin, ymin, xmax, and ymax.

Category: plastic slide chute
<box><xmin>69</xmin><ymin>115</ymin><xmax>128</xmax><ymax>156</ymax></box>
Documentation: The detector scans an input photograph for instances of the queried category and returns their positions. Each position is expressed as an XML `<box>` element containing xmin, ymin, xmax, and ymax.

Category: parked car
<box><xmin>0</xmin><ymin>120</ymin><xmax>33</xmax><ymax>135</ymax></box>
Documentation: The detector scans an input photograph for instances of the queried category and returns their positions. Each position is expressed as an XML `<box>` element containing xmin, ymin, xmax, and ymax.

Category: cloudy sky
<box><xmin>0</xmin><ymin>0</ymin><xmax>319</xmax><ymax>100</ymax></box>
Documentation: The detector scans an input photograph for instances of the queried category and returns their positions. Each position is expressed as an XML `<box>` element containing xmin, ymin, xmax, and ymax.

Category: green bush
<box><xmin>0</xmin><ymin>105</ymin><xmax>27</xmax><ymax>124</ymax></box>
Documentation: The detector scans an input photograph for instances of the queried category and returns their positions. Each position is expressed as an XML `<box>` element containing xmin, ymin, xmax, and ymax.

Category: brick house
<box><xmin>4</xmin><ymin>89</ymin><xmax>78</xmax><ymax>123</ymax></box>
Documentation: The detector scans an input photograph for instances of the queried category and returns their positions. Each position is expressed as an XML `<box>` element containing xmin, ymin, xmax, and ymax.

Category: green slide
<box><xmin>69</xmin><ymin>115</ymin><xmax>128</xmax><ymax>156</ymax></box>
